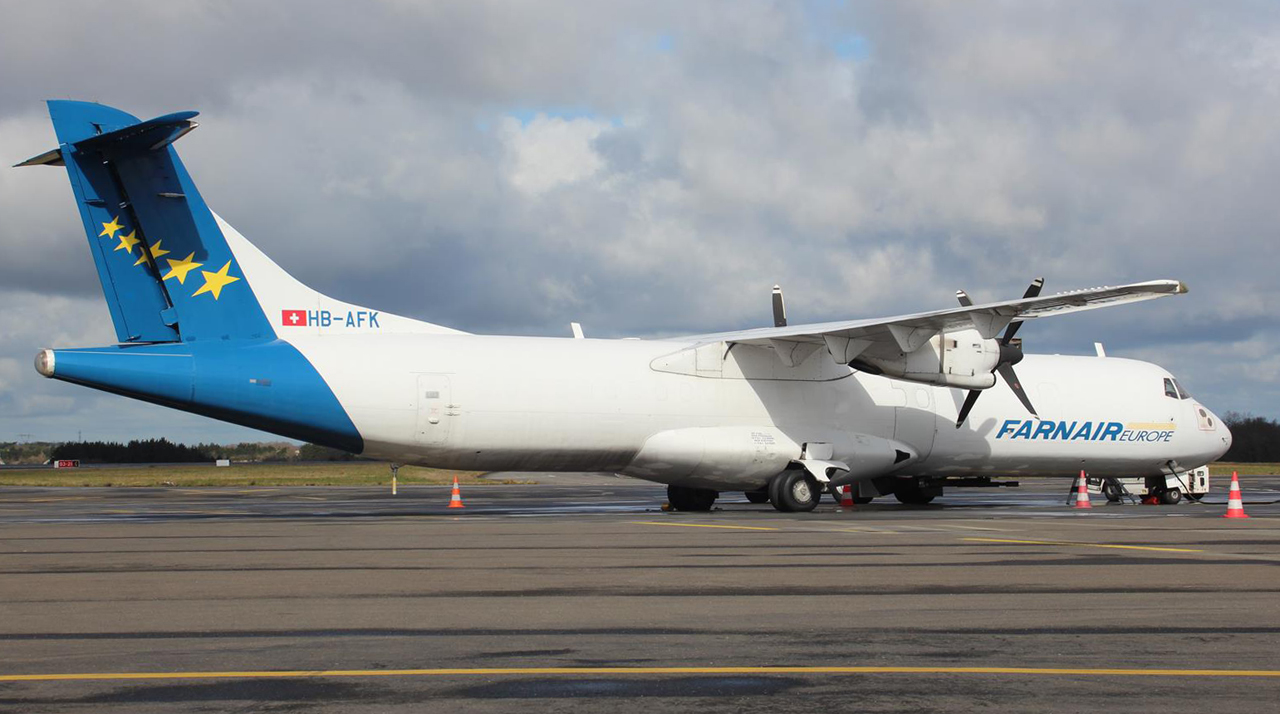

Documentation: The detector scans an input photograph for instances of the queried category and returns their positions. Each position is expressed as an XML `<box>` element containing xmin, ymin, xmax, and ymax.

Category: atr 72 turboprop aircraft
<box><xmin>19</xmin><ymin>101</ymin><xmax>1232</xmax><ymax>512</ymax></box>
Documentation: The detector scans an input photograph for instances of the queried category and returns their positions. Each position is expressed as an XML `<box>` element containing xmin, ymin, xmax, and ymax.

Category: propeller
<box><xmin>954</xmin><ymin>278</ymin><xmax>1044</xmax><ymax>428</ymax></box>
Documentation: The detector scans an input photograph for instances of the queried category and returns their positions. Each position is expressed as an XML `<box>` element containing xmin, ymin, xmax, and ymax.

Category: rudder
<box><xmin>20</xmin><ymin>100</ymin><xmax>272</xmax><ymax>344</ymax></box>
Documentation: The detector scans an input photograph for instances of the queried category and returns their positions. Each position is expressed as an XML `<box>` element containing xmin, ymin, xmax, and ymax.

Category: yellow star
<box><xmin>161</xmin><ymin>252</ymin><xmax>204</xmax><ymax>284</ymax></box>
<box><xmin>99</xmin><ymin>216</ymin><xmax>123</xmax><ymax>239</ymax></box>
<box><xmin>191</xmin><ymin>260</ymin><xmax>241</xmax><ymax>300</ymax></box>
<box><xmin>133</xmin><ymin>240</ymin><xmax>171</xmax><ymax>267</ymax></box>
<box><xmin>114</xmin><ymin>230</ymin><xmax>140</xmax><ymax>255</ymax></box>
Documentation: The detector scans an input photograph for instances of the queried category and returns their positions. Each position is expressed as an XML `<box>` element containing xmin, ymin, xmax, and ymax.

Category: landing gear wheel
<box><xmin>667</xmin><ymin>485</ymin><xmax>718</xmax><ymax>511</ymax></box>
<box><xmin>768</xmin><ymin>472</ymin><xmax>788</xmax><ymax>511</ymax></box>
<box><xmin>1158</xmin><ymin>488</ymin><xmax>1182</xmax><ymax>505</ymax></box>
<box><xmin>1102</xmin><ymin>481</ymin><xmax>1122</xmax><ymax>503</ymax></box>
<box><xmin>744</xmin><ymin>490</ymin><xmax>770</xmax><ymax>504</ymax></box>
<box><xmin>893</xmin><ymin>481</ymin><xmax>936</xmax><ymax>505</ymax></box>
<box><xmin>771</xmin><ymin>471</ymin><xmax>820</xmax><ymax>513</ymax></box>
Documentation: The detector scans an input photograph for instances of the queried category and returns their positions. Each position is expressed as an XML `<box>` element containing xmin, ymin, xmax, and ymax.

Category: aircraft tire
<box><xmin>667</xmin><ymin>485</ymin><xmax>717</xmax><ymax>511</ymax></box>
<box><xmin>773</xmin><ymin>471</ymin><xmax>819</xmax><ymax>512</ymax></box>
<box><xmin>768</xmin><ymin>473</ymin><xmax>791</xmax><ymax>512</ymax></box>
<box><xmin>744</xmin><ymin>490</ymin><xmax>770</xmax><ymax>504</ymax></box>
<box><xmin>1158</xmin><ymin>488</ymin><xmax>1182</xmax><ymax>505</ymax></box>
<box><xmin>893</xmin><ymin>480</ymin><xmax>936</xmax><ymax>505</ymax></box>
<box><xmin>1102</xmin><ymin>481</ymin><xmax>1122</xmax><ymax>502</ymax></box>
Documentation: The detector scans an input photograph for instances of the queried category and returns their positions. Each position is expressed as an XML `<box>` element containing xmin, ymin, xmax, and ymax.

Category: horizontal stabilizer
<box><xmin>18</xmin><ymin>110</ymin><xmax>199</xmax><ymax>169</ymax></box>
<box><xmin>74</xmin><ymin>110</ymin><xmax>199</xmax><ymax>157</ymax></box>
<box><xmin>13</xmin><ymin>148</ymin><xmax>64</xmax><ymax>168</ymax></box>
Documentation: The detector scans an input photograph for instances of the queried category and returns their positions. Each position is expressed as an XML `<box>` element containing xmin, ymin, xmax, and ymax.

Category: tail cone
<box><xmin>34</xmin><ymin>349</ymin><xmax>55</xmax><ymax>378</ymax></box>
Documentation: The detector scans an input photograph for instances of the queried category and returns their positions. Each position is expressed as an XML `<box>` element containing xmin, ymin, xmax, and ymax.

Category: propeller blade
<box><xmin>1002</xmin><ymin>319</ymin><xmax>1025</xmax><ymax>344</ymax></box>
<box><xmin>955</xmin><ymin>389</ymin><xmax>982</xmax><ymax>428</ymax></box>
<box><xmin>997</xmin><ymin>362</ymin><xmax>1038</xmax><ymax>417</ymax></box>
<box><xmin>1000</xmin><ymin>278</ymin><xmax>1045</xmax><ymax>344</ymax></box>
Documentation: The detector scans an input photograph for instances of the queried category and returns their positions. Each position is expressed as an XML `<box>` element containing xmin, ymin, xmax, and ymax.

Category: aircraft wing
<box><xmin>684</xmin><ymin>279</ymin><xmax>1186</xmax><ymax>365</ymax></box>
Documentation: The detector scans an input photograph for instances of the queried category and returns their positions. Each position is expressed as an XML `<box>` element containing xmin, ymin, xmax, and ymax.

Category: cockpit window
<box><xmin>1163</xmin><ymin>378</ymin><xmax>1179</xmax><ymax>399</ymax></box>
<box><xmin>1172</xmin><ymin>379</ymin><xmax>1190</xmax><ymax>399</ymax></box>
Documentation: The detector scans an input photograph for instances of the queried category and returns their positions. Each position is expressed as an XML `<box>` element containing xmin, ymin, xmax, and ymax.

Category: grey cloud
<box><xmin>1</xmin><ymin>0</ymin><xmax>1278</xmax><ymax>443</ymax></box>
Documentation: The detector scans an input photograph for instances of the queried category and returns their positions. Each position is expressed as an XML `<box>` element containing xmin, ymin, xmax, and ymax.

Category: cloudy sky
<box><xmin>1</xmin><ymin>0</ymin><xmax>1278</xmax><ymax>445</ymax></box>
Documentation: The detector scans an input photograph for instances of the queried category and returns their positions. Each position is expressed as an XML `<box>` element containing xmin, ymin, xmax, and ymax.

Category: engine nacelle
<box><xmin>853</xmin><ymin>328</ymin><xmax>999</xmax><ymax>389</ymax></box>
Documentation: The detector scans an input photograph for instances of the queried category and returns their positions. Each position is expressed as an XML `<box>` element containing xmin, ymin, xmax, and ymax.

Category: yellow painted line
<box><xmin>928</xmin><ymin>523</ymin><xmax>1010</xmax><ymax>532</ymax></box>
<box><xmin>630</xmin><ymin>521</ymin><xmax>779</xmax><ymax>532</ymax></box>
<box><xmin>964</xmin><ymin>537</ymin><xmax>1203</xmax><ymax>553</ymax></box>
<box><xmin>3</xmin><ymin>665</ymin><xmax>1280</xmax><ymax>683</ymax></box>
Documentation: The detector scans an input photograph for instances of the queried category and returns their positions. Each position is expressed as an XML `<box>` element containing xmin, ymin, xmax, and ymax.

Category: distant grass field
<box><xmin>1</xmin><ymin>461</ymin><xmax>1274</xmax><ymax>488</ymax></box>
<box><xmin>0</xmin><ymin>462</ymin><xmax>510</xmax><ymax>487</ymax></box>
<box><xmin>1209</xmin><ymin>462</ymin><xmax>1280</xmax><ymax>476</ymax></box>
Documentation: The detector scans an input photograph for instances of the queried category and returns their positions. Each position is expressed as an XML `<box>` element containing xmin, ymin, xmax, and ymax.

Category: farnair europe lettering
<box><xmin>996</xmin><ymin>420</ymin><xmax>1175</xmax><ymax>443</ymax></box>
<box><xmin>280</xmin><ymin>309</ymin><xmax>380</xmax><ymax>328</ymax></box>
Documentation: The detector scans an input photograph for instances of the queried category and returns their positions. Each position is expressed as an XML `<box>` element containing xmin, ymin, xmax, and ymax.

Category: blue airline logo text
<box><xmin>281</xmin><ymin>309</ymin><xmax>380</xmax><ymax>328</ymax></box>
<box><xmin>997</xmin><ymin>419</ymin><xmax>1175</xmax><ymax>443</ymax></box>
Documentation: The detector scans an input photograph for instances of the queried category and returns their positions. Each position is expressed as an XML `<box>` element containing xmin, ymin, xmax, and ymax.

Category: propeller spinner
<box><xmin>954</xmin><ymin>278</ymin><xmax>1044</xmax><ymax>428</ymax></box>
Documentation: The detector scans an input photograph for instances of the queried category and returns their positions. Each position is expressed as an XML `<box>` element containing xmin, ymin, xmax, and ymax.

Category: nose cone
<box><xmin>1202</xmin><ymin>406</ymin><xmax>1232</xmax><ymax>462</ymax></box>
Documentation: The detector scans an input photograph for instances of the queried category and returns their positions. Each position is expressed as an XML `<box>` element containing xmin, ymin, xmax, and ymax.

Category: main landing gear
<box><xmin>744</xmin><ymin>489</ymin><xmax>770</xmax><ymax>504</ymax></box>
<box><xmin>666</xmin><ymin>484</ymin><xmax>718</xmax><ymax>511</ymax></box>
<box><xmin>892</xmin><ymin>479</ymin><xmax>936</xmax><ymax>505</ymax></box>
<box><xmin>767</xmin><ymin>470</ymin><xmax>821</xmax><ymax>513</ymax></box>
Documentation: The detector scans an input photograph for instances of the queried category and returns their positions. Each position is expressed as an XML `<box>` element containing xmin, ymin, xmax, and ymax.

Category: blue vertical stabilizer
<box><xmin>24</xmin><ymin>100</ymin><xmax>274</xmax><ymax>344</ymax></box>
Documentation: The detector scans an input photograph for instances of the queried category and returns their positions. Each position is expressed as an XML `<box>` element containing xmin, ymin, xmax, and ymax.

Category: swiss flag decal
<box><xmin>281</xmin><ymin>309</ymin><xmax>307</xmax><ymax>327</ymax></box>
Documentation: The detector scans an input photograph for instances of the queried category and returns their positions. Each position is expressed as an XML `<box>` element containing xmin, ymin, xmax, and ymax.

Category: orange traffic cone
<box><xmin>1223</xmin><ymin>471</ymin><xmax>1249</xmax><ymax>519</ymax></box>
<box><xmin>447</xmin><ymin>476</ymin><xmax>465</xmax><ymax>509</ymax></box>
<box><xmin>1072</xmin><ymin>470</ymin><xmax>1092</xmax><ymax>509</ymax></box>
<box><xmin>839</xmin><ymin>484</ymin><xmax>855</xmax><ymax>509</ymax></box>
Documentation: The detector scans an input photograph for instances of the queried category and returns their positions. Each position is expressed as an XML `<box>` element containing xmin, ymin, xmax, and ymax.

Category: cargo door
<box><xmin>894</xmin><ymin>384</ymin><xmax>937</xmax><ymax>461</ymax></box>
<box><xmin>415</xmin><ymin>374</ymin><xmax>454</xmax><ymax>446</ymax></box>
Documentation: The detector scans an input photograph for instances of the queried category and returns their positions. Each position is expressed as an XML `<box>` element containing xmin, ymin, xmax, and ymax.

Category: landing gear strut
<box><xmin>667</xmin><ymin>485</ymin><xmax>717</xmax><ymax>511</ymax></box>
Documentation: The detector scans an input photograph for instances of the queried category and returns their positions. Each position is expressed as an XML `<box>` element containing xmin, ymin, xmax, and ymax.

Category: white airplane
<box><xmin>19</xmin><ymin>101</ymin><xmax>1232</xmax><ymax>512</ymax></box>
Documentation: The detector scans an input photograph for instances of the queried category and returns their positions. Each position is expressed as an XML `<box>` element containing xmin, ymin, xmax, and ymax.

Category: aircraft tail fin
<box><xmin>19</xmin><ymin>100</ymin><xmax>269</xmax><ymax>343</ymax></box>
<box><xmin>20</xmin><ymin>100</ymin><xmax>462</xmax><ymax>344</ymax></box>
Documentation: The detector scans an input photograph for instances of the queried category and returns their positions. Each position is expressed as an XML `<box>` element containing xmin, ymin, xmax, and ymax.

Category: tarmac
<box><xmin>0</xmin><ymin>473</ymin><xmax>1278</xmax><ymax>712</ymax></box>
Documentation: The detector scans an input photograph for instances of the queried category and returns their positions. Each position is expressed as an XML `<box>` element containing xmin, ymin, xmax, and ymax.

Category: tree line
<box><xmin>1221</xmin><ymin>412</ymin><xmax>1280</xmax><ymax>463</ymax></box>
<box><xmin>31</xmin><ymin>439</ymin><xmax>357</xmax><ymax>464</ymax></box>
